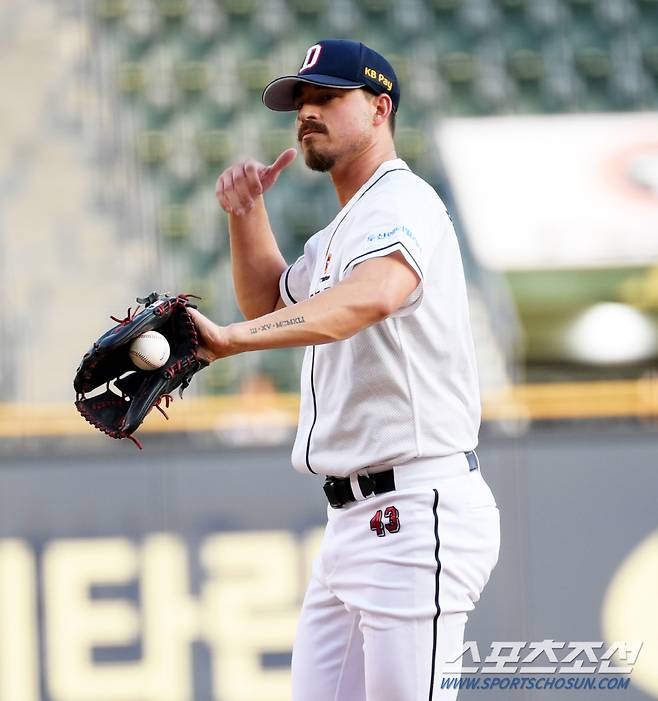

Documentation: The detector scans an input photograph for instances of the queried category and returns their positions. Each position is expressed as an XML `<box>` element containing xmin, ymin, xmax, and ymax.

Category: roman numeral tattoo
<box><xmin>249</xmin><ymin>316</ymin><xmax>306</xmax><ymax>334</ymax></box>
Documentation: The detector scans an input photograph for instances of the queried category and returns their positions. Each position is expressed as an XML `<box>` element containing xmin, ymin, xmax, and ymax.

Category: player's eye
<box><xmin>294</xmin><ymin>93</ymin><xmax>336</xmax><ymax>110</ymax></box>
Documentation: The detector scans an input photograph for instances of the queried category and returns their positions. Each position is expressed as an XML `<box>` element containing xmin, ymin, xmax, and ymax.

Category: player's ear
<box><xmin>372</xmin><ymin>93</ymin><xmax>393</xmax><ymax>128</ymax></box>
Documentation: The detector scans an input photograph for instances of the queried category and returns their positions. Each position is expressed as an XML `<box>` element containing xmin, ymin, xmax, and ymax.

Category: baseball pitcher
<box><xmin>190</xmin><ymin>39</ymin><xmax>500</xmax><ymax>701</ymax></box>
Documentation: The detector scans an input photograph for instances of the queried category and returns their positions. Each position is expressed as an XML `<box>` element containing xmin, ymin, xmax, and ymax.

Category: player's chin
<box><xmin>301</xmin><ymin>145</ymin><xmax>335</xmax><ymax>172</ymax></box>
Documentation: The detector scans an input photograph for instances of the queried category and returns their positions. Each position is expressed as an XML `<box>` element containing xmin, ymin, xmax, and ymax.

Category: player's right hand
<box><xmin>215</xmin><ymin>148</ymin><xmax>297</xmax><ymax>216</ymax></box>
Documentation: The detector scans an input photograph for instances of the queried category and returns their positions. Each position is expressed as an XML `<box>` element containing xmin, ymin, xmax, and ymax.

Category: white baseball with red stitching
<box><xmin>129</xmin><ymin>331</ymin><xmax>170</xmax><ymax>370</ymax></box>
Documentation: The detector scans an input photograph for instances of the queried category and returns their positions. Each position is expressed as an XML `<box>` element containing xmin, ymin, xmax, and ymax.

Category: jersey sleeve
<box><xmin>278</xmin><ymin>231</ymin><xmax>321</xmax><ymax>306</ymax></box>
<box><xmin>279</xmin><ymin>255</ymin><xmax>309</xmax><ymax>306</ymax></box>
<box><xmin>339</xmin><ymin>181</ymin><xmax>448</xmax><ymax>316</ymax></box>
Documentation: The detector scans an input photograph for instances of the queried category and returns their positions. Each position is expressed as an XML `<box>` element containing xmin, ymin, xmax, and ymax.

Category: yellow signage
<box><xmin>0</xmin><ymin>529</ymin><xmax>323</xmax><ymax>701</ymax></box>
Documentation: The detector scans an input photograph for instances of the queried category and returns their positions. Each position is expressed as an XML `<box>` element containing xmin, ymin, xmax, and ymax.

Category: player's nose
<box><xmin>297</xmin><ymin>101</ymin><xmax>321</xmax><ymax>123</ymax></box>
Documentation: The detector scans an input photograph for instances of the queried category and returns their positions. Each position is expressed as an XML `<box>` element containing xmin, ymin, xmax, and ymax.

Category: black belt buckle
<box><xmin>323</xmin><ymin>476</ymin><xmax>349</xmax><ymax>509</ymax></box>
<box><xmin>323</xmin><ymin>472</ymin><xmax>386</xmax><ymax>509</ymax></box>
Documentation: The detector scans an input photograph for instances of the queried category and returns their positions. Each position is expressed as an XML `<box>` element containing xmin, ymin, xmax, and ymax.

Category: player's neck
<box><xmin>330</xmin><ymin>140</ymin><xmax>397</xmax><ymax>208</ymax></box>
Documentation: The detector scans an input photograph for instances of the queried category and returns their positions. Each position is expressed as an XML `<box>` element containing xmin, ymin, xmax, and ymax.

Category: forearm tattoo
<box><xmin>249</xmin><ymin>316</ymin><xmax>306</xmax><ymax>335</ymax></box>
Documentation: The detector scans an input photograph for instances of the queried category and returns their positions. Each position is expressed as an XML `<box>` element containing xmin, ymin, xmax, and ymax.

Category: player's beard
<box><xmin>298</xmin><ymin>121</ymin><xmax>335</xmax><ymax>172</ymax></box>
<box><xmin>300</xmin><ymin>134</ymin><xmax>371</xmax><ymax>172</ymax></box>
<box><xmin>302</xmin><ymin>142</ymin><xmax>336</xmax><ymax>172</ymax></box>
<box><xmin>298</xmin><ymin>119</ymin><xmax>372</xmax><ymax>172</ymax></box>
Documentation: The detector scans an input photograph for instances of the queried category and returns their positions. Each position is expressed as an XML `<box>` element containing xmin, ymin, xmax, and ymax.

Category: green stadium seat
<box><xmin>609</xmin><ymin>37</ymin><xmax>650</xmax><ymax>106</ymax></box>
<box><xmin>159</xmin><ymin>203</ymin><xmax>192</xmax><ymax>241</ymax></box>
<box><xmin>386</xmin><ymin>0</ymin><xmax>429</xmax><ymax>39</ymax></box>
<box><xmin>541</xmin><ymin>65</ymin><xmax>585</xmax><ymax>110</ymax></box>
<box><xmin>117</xmin><ymin>61</ymin><xmax>146</xmax><ymax>94</ymax></box>
<box><xmin>261</xmin><ymin>128</ymin><xmax>296</xmax><ymax>164</ymax></box>
<box><xmin>288</xmin><ymin>0</ymin><xmax>327</xmax><ymax>19</ymax></box>
<box><xmin>154</xmin><ymin>0</ymin><xmax>188</xmax><ymax>22</ymax></box>
<box><xmin>360</xmin><ymin>0</ymin><xmax>394</xmax><ymax>13</ymax></box>
<box><xmin>144</xmin><ymin>83</ymin><xmax>180</xmax><ymax>122</ymax></box>
<box><xmin>428</xmin><ymin>0</ymin><xmax>461</xmax><ymax>34</ymax></box>
<box><xmin>174</xmin><ymin>60</ymin><xmax>210</xmax><ymax>93</ymax></box>
<box><xmin>184</xmin><ymin>0</ymin><xmax>225</xmax><ymax>44</ymax></box>
<box><xmin>136</xmin><ymin>46</ymin><xmax>183</xmax><ymax>118</ymax></box>
<box><xmin>470</xmin><ymin>42</ymin><xmax>516</xmax><ymax>110</ymax></box>
<box><xmin>508</xmin><ymin>48</ymin><xmax>544</xmax><ymax>82</ymax></box>
<box><xmin>497</xmin><ymin>0</ymin><xmax>529</xmax><ymax>27</ymax></box>
<box><xmin>526</xmin><ymin>0</ymin><xmax>568</xmax><ymax>31</ymax></box>
<box><xmin>202</xmin><ymin>45</ymin><xmax>247</xmax><ymax>114</ymax></box>
<box><xmin>252</xmin><ymin>0</ymin><xmax>292</xmax><ymax>39</ymax></box>
<box><xmin>574</xmin><ymin>46</ymin><xmax>612</xmax><ymax>79</ymax></box>
<box><xmin>594</xmin><ymin>0</ymin><xmax>638</xmax><ymax>29</ymax></box>
<box><xmin>643</xmin><ymin>46</ymin><xmax>658</xmax><ymax>76</ymax></box>
<box><xmin>323</xmin><ymin>0</ymin><xmax>364</xmax><ymax>34</ymax></box>
<box><xmin>122</xmin><ymin>0</ymin><xmax>163</xmax><ymax>43</ymax></box>
<box><xmin>430</xmin><ymin>0</ymin><xmax>460</xmax><ymax>10</ymax></box>
<box><xmin>637</xmin><ymin>0</ymin><xmax>658</xmax><ymax>16</ymax></box>
<box><xmin>137</xmin><ymin>129</ymin><xmax>170</xmax><ymax>166</ymax></box>
<box><xmin>95</xmin><ymin>0</ymin><xmax>126</xmax><ymax>21</ymax></box>
<box><xmin>165</xmin><ymin>158</ymin><xmax>203</xmax><ymax>197</ymax></box>
<box><xmin>223</xmin><ymin>0</ymin><xmax>258</xmax><ymax>19</ymax></box>
<box><xmin>395</xmin><ymin>127</ymin><xmax>427</xmax><ymax>163</ymax></box>
<box><xmin>440</xmin><ymin>51</ymin><xmax>477</xmax><ymax>83</ymax></box>
<box><xmin>197</xmin><ymin>129</ymin><xmax>232</xmax><ymax>168</ymax></box>
<box><xmin>405</xmin><ymin>58</ymin><xmax>443</xmax><ymax>112</ymax></box>
<box><xmin>206</xmin><ymin>86</ymin><xmax>243</xmax><ymax>116</ymax></box>
<box><xmin>457</xmin><ymin>0</ymin><xmax>501</xmax><ymax>36</ymax></box>
<box><xmin>237</xmin><ymin>58</ymin><xmax>271</xmax><ymax>94</ymax></box>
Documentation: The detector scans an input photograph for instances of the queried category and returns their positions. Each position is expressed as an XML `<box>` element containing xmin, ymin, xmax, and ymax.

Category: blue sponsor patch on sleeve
<box><xmin>366</xmin><ymin>225</ymin><xmax>422</xmax><ymax>252</ymax></box>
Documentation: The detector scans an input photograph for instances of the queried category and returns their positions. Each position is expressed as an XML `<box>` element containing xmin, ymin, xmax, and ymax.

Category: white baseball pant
<box><xmin>291</xmin><ymin>454</ymin><xmax>500</xmax><ymax>701</ymax></box>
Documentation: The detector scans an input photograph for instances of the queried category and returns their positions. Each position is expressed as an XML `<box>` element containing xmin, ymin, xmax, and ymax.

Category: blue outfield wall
<box><xmin>0</xmin><ymin>422</ymin><xmax>656</xmax><ymax>701</ymax></box>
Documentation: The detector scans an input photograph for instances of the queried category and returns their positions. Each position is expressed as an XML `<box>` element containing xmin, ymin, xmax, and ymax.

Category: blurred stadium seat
<box><xmin>2</xmin><ymin>0</ymin><xmax>656</xmax><ymax>403</ymax></box>
<box><xmin>77</xmin><ymin>0</ymin><xmax>658</xmax><ymax>394</ymax></box>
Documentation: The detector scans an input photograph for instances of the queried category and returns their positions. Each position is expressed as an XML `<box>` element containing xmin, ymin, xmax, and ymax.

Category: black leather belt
<box><xmin>323</xmin><ymin>451</ymin><xmax>480</xmax><ymax>509</ymax></box>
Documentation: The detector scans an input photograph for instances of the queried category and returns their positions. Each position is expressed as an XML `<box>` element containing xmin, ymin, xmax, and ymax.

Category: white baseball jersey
<box><xmin>279</xmin><ymin>158</ymin><xmax>481</xmax><ymax>477</ymax></box>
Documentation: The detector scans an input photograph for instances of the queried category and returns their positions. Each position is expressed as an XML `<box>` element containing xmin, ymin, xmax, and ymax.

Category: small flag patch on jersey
<box><xmin>320</xmin><ymin>253</ymin><xmax>332</xmax><ymax>282</ymax></box>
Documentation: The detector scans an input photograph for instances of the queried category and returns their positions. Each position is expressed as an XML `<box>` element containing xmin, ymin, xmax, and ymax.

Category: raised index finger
<box><xmin>264</xmin><ymin>148</ymin><xmax>297</xmax><ymax>179</ymax></box>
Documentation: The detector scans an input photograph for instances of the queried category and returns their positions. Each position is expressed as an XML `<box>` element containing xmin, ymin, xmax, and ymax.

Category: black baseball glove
<box><xmin>74</xmin><ymin>292</ymin><xmax>208</xmax><ymax>448</ymax></box>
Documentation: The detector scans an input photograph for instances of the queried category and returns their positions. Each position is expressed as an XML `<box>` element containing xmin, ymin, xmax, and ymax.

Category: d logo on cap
<box><xmin>300</xmin><ymin>44</ymin><xmax>322</xmax><ymax>73</ymax></box>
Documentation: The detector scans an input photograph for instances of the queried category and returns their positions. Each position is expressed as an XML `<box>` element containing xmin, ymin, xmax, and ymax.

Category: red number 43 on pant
<box><xmin>370</xmin><ymin>506</ymin><xmax>401</xmax><ymax>537</ymax></box>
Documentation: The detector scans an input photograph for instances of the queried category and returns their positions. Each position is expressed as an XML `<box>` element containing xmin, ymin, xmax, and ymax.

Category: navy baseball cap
<box><xmin>262</xmin><ymin>39</ymin><xmax>400</xmax><ymax>113</ymax></box>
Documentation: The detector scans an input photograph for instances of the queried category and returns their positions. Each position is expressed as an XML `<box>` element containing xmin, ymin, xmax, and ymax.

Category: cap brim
<box><xmin>262</xmin><ymin>75</ymin><xmax>365</xmax><ymax>111</ymax></box>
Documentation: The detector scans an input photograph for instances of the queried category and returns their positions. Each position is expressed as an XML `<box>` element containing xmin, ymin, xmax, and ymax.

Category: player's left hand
<box><xmin>73</xmin><ymin>292</ymin><xmax>209</xmax><ymax>448</ymax></box>
<box><xmin>187</xmin><ymin>307</ymin><xmax>232</xmax><ymax>363</ymax></box>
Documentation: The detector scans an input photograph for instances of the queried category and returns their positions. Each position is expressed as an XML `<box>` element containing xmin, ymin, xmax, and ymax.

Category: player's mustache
<box><xmin>298</xmin><ymin>121</ymin><xmax>328</xmax><ymax>141</ymax></box>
